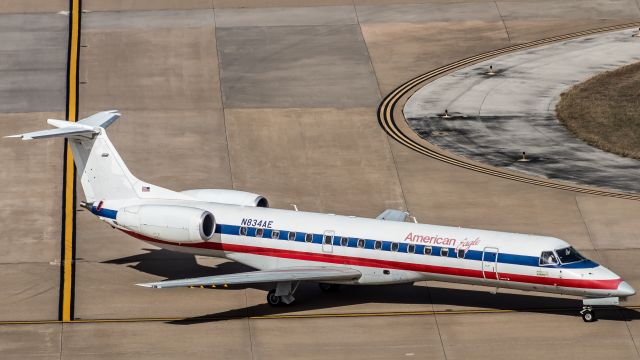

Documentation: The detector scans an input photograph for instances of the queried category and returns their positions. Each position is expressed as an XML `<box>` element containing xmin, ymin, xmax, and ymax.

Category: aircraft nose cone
<box><xmin>617</xmin><ymin>281</ymin><xmax>636</xmax><ymax>297</ymax></box>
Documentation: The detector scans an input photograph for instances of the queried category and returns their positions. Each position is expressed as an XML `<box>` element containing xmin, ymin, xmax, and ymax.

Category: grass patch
<box><xmin>556</xmin><ymin>61</ymin><xmax>640</xmax><ymax>159</ymax></box>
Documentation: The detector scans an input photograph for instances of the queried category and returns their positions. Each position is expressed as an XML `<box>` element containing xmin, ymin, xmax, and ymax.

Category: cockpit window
<box><xmin>539</xmin><ymin>251</ymin><xmax>558</xmax><ymax>266</ymax></box>
<box><xmin>555</xmin><ymin>246</ymin><xmax>585</xmax><ymax>264</ymax></box>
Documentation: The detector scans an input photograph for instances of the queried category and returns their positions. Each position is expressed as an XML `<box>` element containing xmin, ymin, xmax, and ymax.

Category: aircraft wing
<box><xmin>136</xmin><ymin>266</ymin><xmax>362</xmax><ymax>289</ymax></box>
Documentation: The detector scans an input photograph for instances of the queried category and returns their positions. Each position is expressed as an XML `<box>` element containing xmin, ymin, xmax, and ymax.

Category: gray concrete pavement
<box><xmin>405</xmin><ymin>28</ymin><xmax>640</xmax><ymax>193</ymax></box>
<box><xmin>2</xmin><ymin>1</ymin><xmax>640</xmax><ymax>359</ymax></box>
<box><xmin>0</xmin><ymin>323</ymin><xmax>61</xmax><ymax>360</ymax></box>
<box><xmin>0</xmin><ymin>3</ymin><xmax>67</xmax><ymax>328</ymax></box>
<box><xmin>0</xmin><ymin>263</ymin><xmax>60</xmax><ymax>321</ymax></box>
<box><xmin>0</xmin><ymin>13</ymin><xmax>67</xmax><ymax>113</ymax></box>
<box><xmin>224</xmin><ymin>108</ymin><xmax>405</xmax><ymax>215</ymax></box>
<box><xmin>217</xmin><ymin>24</ymin><xmax>380</xmax><ymax>108</ymax></box>
<box><xmin>0</xmin><ymin>0</ymin><xmax>66</xmax><ymax>14</ymax></box>
<box><xmin>436</xmin><ymin>311</ymin><xmax>639</xmax><ymax>359</ymax></box>
<box><xmin>60</xmin><ymin>320</ymin><xmax>253</xmax><ymax>359</ymax></box>
<box><xmin>215</xmin><ymin>6</ymin><xmax>357</xmax><ymax>27</ymax></box>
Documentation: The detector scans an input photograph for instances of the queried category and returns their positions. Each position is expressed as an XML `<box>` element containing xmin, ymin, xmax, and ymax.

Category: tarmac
<box><xmin>404</xmin><ymin>28</ymin><xmax>640</xmax><ymax>193</ymax></box>
<box><xmin>2</xmin><ymin>0</ymin><xmax>640</xmax><ymax>359</ymax></box>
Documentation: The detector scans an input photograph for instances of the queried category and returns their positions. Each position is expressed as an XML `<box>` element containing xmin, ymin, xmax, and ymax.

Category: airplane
<box><xmin>8</xmin><ymin>110</ymin><xmax>635</xmax><ymax>322</ymax></box>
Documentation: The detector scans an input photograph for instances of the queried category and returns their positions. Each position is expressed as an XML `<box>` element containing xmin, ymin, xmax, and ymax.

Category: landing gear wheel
<box><xmin>267</xmin><ymin>289</ymin><xmax>282</xmax><ymax>307</ymax></box>
<box><xmin>581</xmin><ymin>309</ymin><xmax>596</xmax><ymax>322</ymax></box>
<box><xmin>318</xmin><ymin>283</ymin><xmax>342</xmax><ymax>292</ymax></box>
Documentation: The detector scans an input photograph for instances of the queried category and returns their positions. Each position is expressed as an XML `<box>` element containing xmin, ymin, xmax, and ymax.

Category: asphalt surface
<box><xmin>2</xmin><ymin>1</ymin><xmax>640</xmax><ymax>359</ymax></box>
<box><xmin>404</xmin><ymin>28</ymin><xmax>640</xmax><ymax>193</ymax></box>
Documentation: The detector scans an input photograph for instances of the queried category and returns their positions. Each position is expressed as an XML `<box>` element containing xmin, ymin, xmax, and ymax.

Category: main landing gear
<box><xmin>580</xmin><ymin>306</ymin><xmax>596</xmax><ymax>323</ymax></box>
<box><xmin>267</xmin><ymin>281</ymin><xmax>299</xmax><ymax>307</ymax></box>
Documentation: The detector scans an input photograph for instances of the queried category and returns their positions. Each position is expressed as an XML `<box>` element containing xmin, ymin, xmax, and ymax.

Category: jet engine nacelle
<box><xmin>116</xmin><ymin>205</ymin><xmax>215</xmax><ymax>243</ymax></box>
<box><xmin>181</xmin><ymin>189</ymin><xmax>269</xmax><ymax>208</ymax></box>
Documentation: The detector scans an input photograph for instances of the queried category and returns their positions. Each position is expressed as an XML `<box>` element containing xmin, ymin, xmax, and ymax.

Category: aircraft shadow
<box><xmin>103</xmin><ymin>248</ymin><xmax>255</xmax><ymax>279</ymax></box>
<box><xmin>103</xmin><ymin>249</ymin><xmax>640</xmax><ymax>324</ymax></box>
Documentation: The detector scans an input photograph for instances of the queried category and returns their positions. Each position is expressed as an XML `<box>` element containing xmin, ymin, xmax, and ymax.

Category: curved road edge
<box><xmin>377</xmin><ymin>22</ymin><xmax>640</xmax><ymax>202</ymax></box>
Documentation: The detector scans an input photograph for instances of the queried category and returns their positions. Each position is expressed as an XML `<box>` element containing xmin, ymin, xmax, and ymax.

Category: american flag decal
<box><xmin>142</xmin><ymin>186</ymin><xmax>150</xmax><ymax>192</ymax></box>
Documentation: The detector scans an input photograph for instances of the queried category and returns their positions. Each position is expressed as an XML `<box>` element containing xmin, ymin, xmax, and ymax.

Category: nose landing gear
<box><xmin>580</xmin><ymin>306</ymin><xmax>596</xmax><ymax>322</ymax></box>
<box><xmin>580</xmin><ymin>296</ymin><xmax>620</xmax><ymax>322</ymax></box>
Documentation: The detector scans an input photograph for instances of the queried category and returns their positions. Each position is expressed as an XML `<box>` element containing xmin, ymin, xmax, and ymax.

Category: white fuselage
<box><xmin>95</xmin><ymin>199</ymin><xmax>631</xmax><ymax>299</ymax></box>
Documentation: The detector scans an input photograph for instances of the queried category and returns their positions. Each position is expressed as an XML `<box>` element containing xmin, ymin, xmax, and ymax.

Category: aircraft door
<box><xmin>322</xmin><ymin>230</ymin><xmax>334</xmax><ymax>254</ymax></box>
<box><xmin>482</xmin><ymin>247</ymin><xmax>500</xmax><ymax>285</ymax></box>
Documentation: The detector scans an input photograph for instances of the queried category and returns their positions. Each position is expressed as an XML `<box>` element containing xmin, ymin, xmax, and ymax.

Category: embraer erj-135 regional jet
<box><xmin>9</xmin><ymin>111</ymin><xmax>635</xmax><ymax>322</ymax></box>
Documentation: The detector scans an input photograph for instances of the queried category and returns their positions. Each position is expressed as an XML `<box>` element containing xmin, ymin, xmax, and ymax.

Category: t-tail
<box><xmin>6</xmin><ymin>110</ymin><xmax>186</xmax><ymax>203</ymax></box>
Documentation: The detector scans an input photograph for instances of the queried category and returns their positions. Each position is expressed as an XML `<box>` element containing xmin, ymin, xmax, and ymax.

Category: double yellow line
<box><xmin>60</xmin><ymin>0</ymin><xmax>81</xmax><ymax>322</ymax></box>
<box><xmin>377</xmin><ymin>22</ymin><xmax>640</xmax><ymax>201</ymax></box>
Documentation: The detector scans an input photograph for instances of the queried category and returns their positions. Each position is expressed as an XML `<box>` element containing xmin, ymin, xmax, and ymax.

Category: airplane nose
<box><xmin>617</xmin><ymin>281</ymin><xmax>636</xmax><ymax>297</ymax></box>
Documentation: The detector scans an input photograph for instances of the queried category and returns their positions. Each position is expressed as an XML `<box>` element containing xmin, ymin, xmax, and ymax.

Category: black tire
<box><xmin>267</xmin><ymin>289</ymin><xmax>281</xmax><ymax>306</ymax></box>
<box><xmin>318</xmin><ymin>283</ymin><xmax>342</xmax><ymax>292</ymax></box>
<box><xmin>582</xmin><ymin>310</ymin><xmax>596</xmax><ymax>322</ymax></box>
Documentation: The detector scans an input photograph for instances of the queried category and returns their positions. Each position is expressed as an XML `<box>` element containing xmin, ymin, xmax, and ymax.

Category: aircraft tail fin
<box><xmin>7</xmin><ymin>111</ymin><xmax>186</xmax><ymax>203</ymax></box>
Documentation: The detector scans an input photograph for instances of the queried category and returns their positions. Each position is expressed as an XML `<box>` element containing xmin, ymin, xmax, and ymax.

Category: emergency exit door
<box><xmin>482</xmin><ymin>247</ymin><xmax>500</xmax><ymax>282</ymax></box>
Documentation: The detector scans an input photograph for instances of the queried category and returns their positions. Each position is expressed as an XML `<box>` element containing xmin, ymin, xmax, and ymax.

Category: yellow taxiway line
<box><xmin>377</xmin><ymin>22</ymin><xmax>640</xmax><ymax>201</ymax></box>
<box><xmin>60</xmin><ymin>0</ymin><xmax>81</xmax><ymax>322</ymax></box>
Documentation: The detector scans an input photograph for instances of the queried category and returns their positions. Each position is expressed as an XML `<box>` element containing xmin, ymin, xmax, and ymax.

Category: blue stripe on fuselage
<box><xmin>217</xmin><ymin>223</ymin><xmax>598</xmax><ymax>269</ymax></box>
<box><xmin>97</xmin><ymin>208</ymin><xmax>598</xmax><ymax>269</ymax></box>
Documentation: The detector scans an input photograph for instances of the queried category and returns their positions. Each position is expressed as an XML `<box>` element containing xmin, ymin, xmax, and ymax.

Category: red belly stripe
<box><xmin>121</xmin><ymin>230</ymin><xmax>622</xmax><ymax>290</ymax></box>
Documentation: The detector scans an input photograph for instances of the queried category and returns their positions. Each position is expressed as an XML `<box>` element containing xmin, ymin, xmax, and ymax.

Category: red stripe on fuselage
<box><xmin>121</xmin><ymin>230</ymin><xmax>621</xmax><ymax>290</ymax></box>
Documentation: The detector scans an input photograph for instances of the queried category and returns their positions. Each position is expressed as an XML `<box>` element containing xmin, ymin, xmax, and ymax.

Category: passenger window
<box><xmin>324</xmin><ymin>234</ymin><xmax>333</xmax><ymax>245</ymax></box>
<box><xmin>391</xmin><ymin>242</ymin><xmax>399</xmax><ymax>252</ymax></box>
<box><xmin>357</xmin><ymin>239</ymin><xmax>365</xmax><ymax>248</ymax></box>
<box><xmin>340</xmin><ymin>237</ymin><xmax>349</xmax><ymax>246</ymax></box>
<box><xmin>408</xmin><ymin>244</ymin><xmax>415</xmax><ymax>254</ymax></box>
<box><xmin>540</xmin><ymin>251</ymin><xmax>558</xmax><ymax>265</ymax></box>
<box><xmin>271</xmin><ymin>230</ymin><xmax>280</xmax><ymax>239</ymax></box>
<box><xmin>424</xmin><ymin>246</ymin><xmax>432</xmax><ymax>255</ymax></box>
<box><xmin>240</xmin><ymin>227</ymin><xmax>247</xmax><ymax>236</ymax></box>
<box><xmin>288</xmin><ymin>231</ymin><xmax>296</xmax><ymax>241</ymax></box>
<box><xmin>441</xmin><ymin>248</ymin><xmax>449</xmax><ymax>257</ymax></box>
<box><xmin>255</xmin><ymin>228</ymin><xmax>264</xmax><ymax>238</ymax></box>
<box><xmin>457</xmin><ymin>249</ymin><xmax>466</xmax><ymax>258</ymax></box>
<box><xmin>305</xmin><ymin>233</ymin><xmax>313</xmax><ymax>243</ymax></box>
<box><xmin>374</xmin><ymin>240</ymin><xmax>382</xmax><ymax>250</ymax></box>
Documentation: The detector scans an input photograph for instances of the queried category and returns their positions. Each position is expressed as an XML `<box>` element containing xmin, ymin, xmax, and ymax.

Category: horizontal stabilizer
<box><xmin>5</xmin><ymin>110</ymin><xmax>120</xmax><ymax>141</ymax></box>
<box><xmin>136</xmin><ymin>266</ymin><xmax>362</xmax><ymax>289</ymax></box>
<box><xmin>376</xmin><ymin>209</ymin><xmax>409</xmax><ymax>222</ymax></box>
<box><xmin>6</xmin><ymin>126</ymin><xmax>97</xmax><ymax>140</ymax></box>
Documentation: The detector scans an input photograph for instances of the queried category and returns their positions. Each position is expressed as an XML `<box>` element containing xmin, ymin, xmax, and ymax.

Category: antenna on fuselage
<box><xmin>290</xmin><ymin>204</ymin><xmax>299</xmax><ymax>211</ymax></box>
